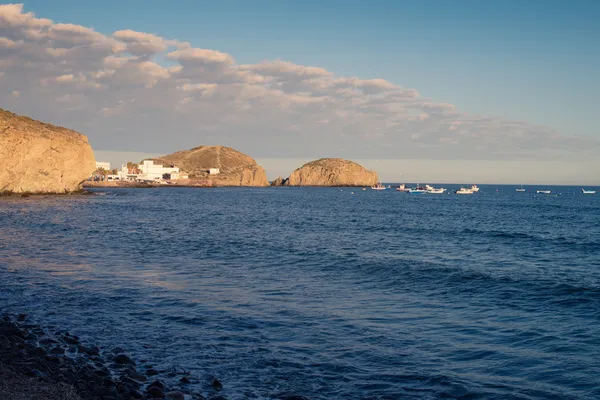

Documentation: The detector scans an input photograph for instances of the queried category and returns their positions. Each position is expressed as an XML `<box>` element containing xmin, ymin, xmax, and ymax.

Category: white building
<box><xmin>139</xmin><ymin>160</ymin><xmax>180</xmax><ymax>181</ymax></box>
<box><xmin>95</xmin><ymin>161</ymin><xmax>111</xmax><ymax>170</ymax></box>
<box><xmin>209</xmin><ymin>168</ymin><xmax>220</xmax><ymax>175</ymax></box>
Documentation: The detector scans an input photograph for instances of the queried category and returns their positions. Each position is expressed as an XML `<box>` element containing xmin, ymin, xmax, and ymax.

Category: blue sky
<box><xmin>19</xmin><ymin>0</ymin><xmax>600</xmax><ymax>138</ymax></box>
<box><xmin>2</xmin><ymin>1</ymin><xmax>599</xmax><ymax>183</ymax></box>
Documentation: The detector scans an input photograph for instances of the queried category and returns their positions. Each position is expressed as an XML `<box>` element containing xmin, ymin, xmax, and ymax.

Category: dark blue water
<box><xmin>1</xmin><ymin>186</ymin><xmax>599</xmax><ymax>399</ymax></box>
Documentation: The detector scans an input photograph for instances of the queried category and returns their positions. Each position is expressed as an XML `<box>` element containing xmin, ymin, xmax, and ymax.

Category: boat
<box><xmin>516</xmin><ymin>184</ymin><xmax>525</xmax><ymax>192</ymax></box>
<box><xmin>362</xmin><ymin>188</ymin><xmax>367</xmax><ymax>191</ymax></box>
<box><xmin>407</xmin><ymin>184</ymin><xmax>429</xmax><ymax>194</ymax></box>
<box><xmin>582</xmin><ymin>188</ymin><xmax>596</xmax><ymax>194</ymax></box>
<box><xmin>469</xmin><ymin>184</ymin><xmax>480</xmax><ymax>192</ymax></box>
<box><xmin>427</xmin><ymin>187</ymin><xmax>447</xmax><ymax>194</ymax></box>
<box><xmin>396</xmin><ymin>184</ymin><xmax>410</xmax><ymax>192</ymax></box>
<box><xmin>455</xmin><ymin>187</ymin><xmax>473</xmax><ymax>195</ymax></box>
<box><xmin>536</xmin><ymin>190</ymin><xmax>551</xmax><ymax>194</ymax></box>
<box><xmin>371</xmin><ymin>182</ymin><xmax>386</xmax><ymax>190</ymax></box>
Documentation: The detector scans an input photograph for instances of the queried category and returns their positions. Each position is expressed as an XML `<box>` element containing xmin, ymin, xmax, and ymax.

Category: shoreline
<box><xmin>0</xmin><ymin>313</ymin><xmax>218</xmax><ymax>400</ymax></box>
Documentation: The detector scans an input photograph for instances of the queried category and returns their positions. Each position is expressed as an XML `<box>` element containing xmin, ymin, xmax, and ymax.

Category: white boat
<box><xmin>582</xmin><ymin>188</ymin><xmax>596</xmax><ymax>194</ymax></box>
<box><xmin>455</xmin><ymin>187</ymin><xmax>473</xmax><ymax>195</ymax></box>
<box><xmin>427</xmin><ymin>187</ymin><xmax>447</xmax><ymax>194</ymax></box>
<box><xmin>371</xmin><ymin>182</ymin><xmax>386</xmax><ymax>190</ymax></box>
<box><xmin>396</xmin><ymin>184</ymin><xmax>410</xmax><ymax>192</ymax></box>
<box><xmin>469</xmin><ymin>184</ymin><xmax>480</xmax><ymax>192</ymax></box>
<box><xmin>407</xmin><ymin>184</ymin><xmax>428</xmax><ymax>194</ymax></box>
<box><xmin>536</xmin><ymin>190</ymin><xmax>551</xmax><ymax>194</ymax></box>
<box><xmin>516</xmin><ymin>184</ymin><xmax>525</xmax><ymax>192</ymax></box>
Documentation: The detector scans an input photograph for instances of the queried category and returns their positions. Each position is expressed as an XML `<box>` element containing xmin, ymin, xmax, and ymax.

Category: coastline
<box><xmin>0</xmin><ymin>313</ymin><xmax>215</xmax><ymax>400</ymax></box>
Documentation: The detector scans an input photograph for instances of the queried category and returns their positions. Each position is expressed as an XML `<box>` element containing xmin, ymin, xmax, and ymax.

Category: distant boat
<box><xmin>396</xmin><ymin>184</ymin><xmax>410</xmax><ymax>192</ymax></box>
<box><xmin>516</xmin><ymin>184</ymin><xmax>525</xmax><ymax>192</ymax></box>
<box><xmin>371</xmin><ymin>182</ymin><xmax>386</xmax><ymax>190</ymax></box>
<box><xmin>455</xmin><ymin>187</ymin><xmax>474</xmax><ymax>195</ymax></box>
<box><xmin>536</xmin><ymin>190</ymin><xmax>551</xmax><ymax>194</ymax></box>
<box><xmin>427</xmin><ymin>187</ymin><xmax>447</xmax><ymax>194</ymax></box>
<box><xmin>582</xmin><ymin>188</ymin><xmax>596</xmax><ymax>194</ymax></box>
<box><xmin>407</xmin><ymin>183</ymin><xmax>428</xmax><ymax>194</ymax></box>
<box><xmin>362</xmin><ymin>188</ymin><xmax>367</xmax><ymax>191</ymax></box>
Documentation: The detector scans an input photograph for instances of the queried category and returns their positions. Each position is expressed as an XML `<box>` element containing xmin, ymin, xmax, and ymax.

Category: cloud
<box><xmin>0</xmin><ymin>3</ymin><xmax>598</xmax><ymax>161</ymax></box>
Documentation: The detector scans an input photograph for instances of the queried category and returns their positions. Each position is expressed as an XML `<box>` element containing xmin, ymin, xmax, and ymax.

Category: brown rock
<box><xmin>286</xmin><ymin>158</ymin><xmax>378</xmax><ymax>187</ymax></box>
<box><xmin>152</xmin><ymin>145</ymin><xmax>268</xmax><ymax>187</ymax></box>
<box><xmin>270</xmin><ymin>176</ymin><xmax>288</xmax><ymax>186</ymax></box>
<box><xmin>0</xmin><ymin>108</ymin><xmax>96</xmax><ymax>194</ymax></box>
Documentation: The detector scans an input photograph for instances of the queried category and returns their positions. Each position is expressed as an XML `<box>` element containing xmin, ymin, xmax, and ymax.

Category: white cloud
<box><xmin>0</xmin><ymin>3</ymin><xmax>598</xmax><ymax>163</ymax></box>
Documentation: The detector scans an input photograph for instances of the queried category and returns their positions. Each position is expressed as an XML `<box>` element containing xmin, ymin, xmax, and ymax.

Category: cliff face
<box><xmin>286</xmin><ymin>158</ymin><xmax>378</xmax><ymax>186</ymax></box>
<box><xmin>153</xmin><ymin>146</ymin><xmax>269</xmax><ymax>187</ymax></box>
<box><xmin>0</xmin><ymin>109</ymin><xmax>96</xmax><ymax>194</ymax></box>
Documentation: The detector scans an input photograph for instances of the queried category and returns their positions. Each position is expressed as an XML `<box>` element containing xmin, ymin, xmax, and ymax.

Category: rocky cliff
<box><xmin>153</xmin><ymin>146</ymin><xmax>269</xmax><ymax>187</ymax></box>
<box><xmin>286</xmin><ymin>158</ymin><xmax>378</xmax><ymax>186</ymax></box>
<box><xmin>0</xmin><ymin>109</ymin><xmax>96</xmax><ymax>194</ymax></box>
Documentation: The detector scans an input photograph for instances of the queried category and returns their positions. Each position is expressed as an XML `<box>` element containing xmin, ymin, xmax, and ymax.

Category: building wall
<box><xmin>140</xmin><ymin>160</ymin><xmax>180</xmax><ymax>180</ymax></box>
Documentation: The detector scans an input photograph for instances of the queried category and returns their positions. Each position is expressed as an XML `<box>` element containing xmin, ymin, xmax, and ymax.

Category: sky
<box><xmin>1</xmin><ymin>1</ymin><xmax>599</xmax><ymax>184</ymax></box>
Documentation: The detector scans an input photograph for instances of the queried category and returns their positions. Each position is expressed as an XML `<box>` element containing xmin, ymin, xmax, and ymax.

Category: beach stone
<box><xmin>64</xmin><ymin>335</ymin><xmax>79</xmax><ymax>345</ymax></box>
<box><xmin>148</xmin><ymin>380</ymin><xmax>165</xmax><ymax>390</ymax></box>
<box><xmin>166</xmin><ymin>391</ymin><xmax>185</xmax><ymax>400</ymax></box>
<box><xmin>50</xmin><ymin>346</ymin><xmax>65</xmax><ymax>354</ymax></box>
<box><xmin>146</xmin><ymin>368</ymin><xmax>159</xmax><ymax>376</ymax></box>
<box><xmin>146</xmin><ymin>386</ymin><xmax>165</xmax><ymax>398</ymax></box>
<box><xmin>114</xmin><ymin>353</ymin><xmax>135</xmax><ymax>365</ymax></box>
<box><xmin>211</xmin><ymin>378</ymin><xmax>223</xmax><ymax>390</ymax></box>
<box><xmin>17</xmin><ymin>314</ymin><xmax>27</xmax><ymax>321</ymax></box>
<box><xmin>112</xmin><ymin>347</ymin><xmax>126</xmax><ymax>354</ymax></box>
<box><xmin>30</xmin><ymin>346</ymin><xmax>47</xmax><ymax>357</ymax></box>
<box><xmin>179</xmin><ymin>376</ymin><xmax>191</xmax><ymax>384</ymax></box>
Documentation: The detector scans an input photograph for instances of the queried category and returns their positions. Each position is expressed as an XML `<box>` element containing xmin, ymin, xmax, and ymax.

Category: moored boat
<box><xmin>396</xmin><ymin>184</ymin><xmax>410</xmax><ymax>192</ymax></box>
<box><xmin>536</xmin><ymin>190</ymin><xmax>551</xmax><ymax>194</ymax></box>
<box><xmin>582</xmin><ymin>188</ymin><xmax>596</xmax><ymax>194</ymax></box>
<box><xmin>455</xmin><ymin>187</ymin><xmax>473</xmax><ymax>195</ymax></box>
<box><xmin>371</xmin><ymin>182</ymin><xmax>386</xmax><ymax>190</ymax></box>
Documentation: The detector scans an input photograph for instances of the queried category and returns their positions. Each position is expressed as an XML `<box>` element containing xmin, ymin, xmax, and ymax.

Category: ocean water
<box><xmin>1</xmin><ymin>185</ymin><xmax>599</xmax><ymax>399</ymax></box>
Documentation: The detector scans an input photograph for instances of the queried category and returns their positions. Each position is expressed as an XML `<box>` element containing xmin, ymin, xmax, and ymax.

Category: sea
<box><xmin>0</xmin><ymin>185</ymin><xmax>599</xmax><ymax>400</ymax></box>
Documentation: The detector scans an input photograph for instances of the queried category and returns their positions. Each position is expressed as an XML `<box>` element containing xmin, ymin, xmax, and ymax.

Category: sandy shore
<box><xmin>0</xmin><ymin>313</ymin><xmax>221</xmax><ymax>400</ymax></box>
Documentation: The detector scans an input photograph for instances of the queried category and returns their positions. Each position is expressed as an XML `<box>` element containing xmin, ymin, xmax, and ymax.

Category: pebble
<box><xmin>146</xmin><ymin>386</ymin><xmax>165</xmax><ymax>399</ymax></box>
<box><xmin>166</xmin><ymin>391</ymin><xmax>185</xmax><ymax>400</ymax></box>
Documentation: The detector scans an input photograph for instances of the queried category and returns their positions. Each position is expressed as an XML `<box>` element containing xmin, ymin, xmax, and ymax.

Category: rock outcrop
<box><xmin>153</xmin><ymin>146</ymin><xmax>268</xmax><ymax>187</ymax></box>
<box><xmin>270</xmin><ymin>176</ymin><xmax>288</xmax><ymax>186</ymax></box>
<box><xmin>286</xmin><ymin>158</ymin><xmax>378</xmax><ymax>186</ymax></box>
<box><xmin>0</xmin><ymin>109</ymin><xmax>96</xmax><ymax>194</ymax></box>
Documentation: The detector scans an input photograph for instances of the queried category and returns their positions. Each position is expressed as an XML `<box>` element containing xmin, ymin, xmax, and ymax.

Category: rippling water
<box><xmin>1</xmin><ymin>186</ymin><xmax>599</xmax><ymax>399</ymax></box>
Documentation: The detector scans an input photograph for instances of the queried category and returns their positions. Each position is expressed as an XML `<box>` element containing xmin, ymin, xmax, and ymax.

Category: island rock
<box><xmin>153</xmin><ymin>146</ymin><xmax>268</xmax><ymax>187</ymax></box>
<box><xmin>286</xmin><ymin>158</ymin><xmax>378</xmax><ymax>186</ymax></box>
<box><xmin>0</xmin><ymin>109</ymin><xmax>96</xmax><ymax>194</ymax></box>
<box><xmin>270</xmin><ymin>177</ymin><xmax>288</xmax><ymax>186</ymax></box>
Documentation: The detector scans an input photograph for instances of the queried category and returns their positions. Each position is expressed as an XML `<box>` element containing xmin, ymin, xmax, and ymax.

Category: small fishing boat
<box><xmin>427</xmin><ymin>187</ymin><xmax>447</xmax><ymax>194</ymax></box>
<box><xmin>407</xmin><ymin>184</ymin><xmax>428</xmax><ymax>194</ymax></box>
<box><xmin>396</xmin><ymin>184</ymin><xmax>410</xmax><ymax>192</ymax></box>
<box><xmin>455</xmin><ymin>187</ymin><xmax>473</xmax><ymax>195</ymax></box>
<box><xmin>582</xmin><ymin>188</ymin><xmax>596</xmax><ymax>194</ymax></box>
<box><xmin>516</xmin><ymin>184</ymin><xmax>525</xmax><ymax>192</ymax></box>
<box><xmin>371</xmin><ymin>182</ymin><xmax>386</xmax><ymax>190</ymax></box>
<box><xmin>536</xmin><ymin>190</ymin><xmax>551</xmax><ymax>194</ymax></box>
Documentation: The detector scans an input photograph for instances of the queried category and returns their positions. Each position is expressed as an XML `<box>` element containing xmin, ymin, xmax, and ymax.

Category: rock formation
<box><xmin>153</xmin><ymin>146</ymin><xmax>268</xmax><ymax>186</ymax></box>
<box><xmin>286</xmin><ymin>158</ymin><xmax>378</xmax><ymax>186</ymax></box>
<box><xmin>0</xmin><ymin>108</ymin><xmax>96</xmax><ymax>194</ymax></box>
<box><xmin>270</xmin><ymin>176</ymin><xmax>288</xmax><ymax>186</ymax></box>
